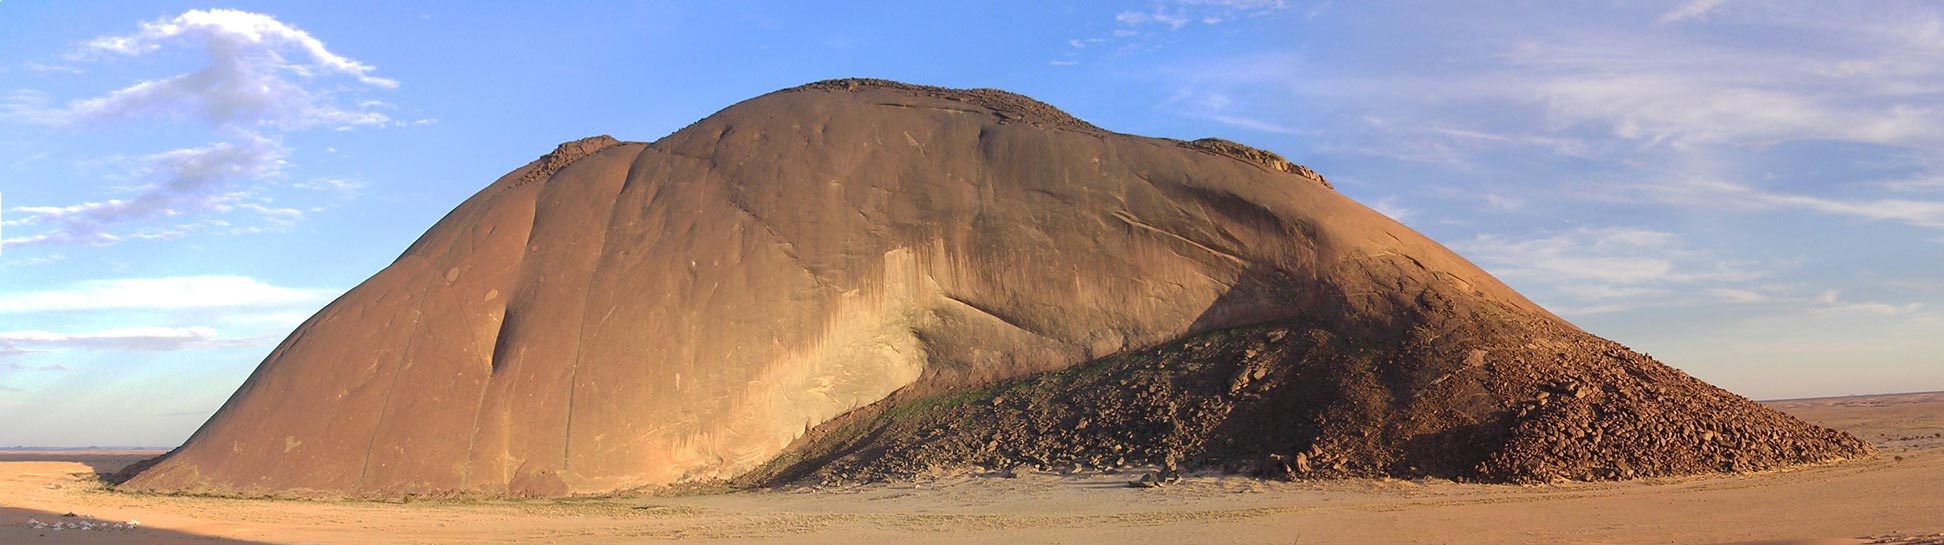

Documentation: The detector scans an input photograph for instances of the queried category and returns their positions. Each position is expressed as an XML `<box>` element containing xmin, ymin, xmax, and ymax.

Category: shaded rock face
<box><xmin>123</xmin><ymin>79</ymin><xmax>1869</xmax><ymax>497</ymax></box>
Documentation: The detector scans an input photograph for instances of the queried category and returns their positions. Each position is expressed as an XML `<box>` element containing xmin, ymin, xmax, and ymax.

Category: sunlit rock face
<box><xmin>123</xmin><ymin>80</ymin><xmax>1867</xmax><ymax>498</ymax></box>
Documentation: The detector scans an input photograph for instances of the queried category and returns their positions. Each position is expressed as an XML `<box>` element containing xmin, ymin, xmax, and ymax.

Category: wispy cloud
<box><xmin>1658</xmin><ymin>0</ymin><xmax>1730</xmax><ymax>24</ymax></box>
<box><xmin>0</xmin><ymin>275</ymin><xmax>337</xmax><ymax>314</ymax></box>
<box><xmin>1634</xmin><ymin>178</ymin><xmax>1944</xmax><ymax>229</ymax></box>
<box><xmin>1207</xmin><ymin>114</ymin><xmax>1305</xmax><ymax>135</ymax></box>
<box><xmin>1880</xmin><ymin>173</ymin><xmax>1944</xmax><ymax>192</ymax></box>
<box><xmin>34</xmin><ymin>9</ymin><xmax>397</xmax><ymax>129</ymax></box>
<box><xmin>1117</xmin><ymin>9</ymin><xmax>1192</xmax><ymax>31</ymax></box>
<box><xmin>0</xmin><ymin>361</ymin><xmax>72</xmax><ymax>371</ymax></box>
<box><xmin>1815</xmin><ymin>289</ymin><xmax>1924</xmax><ymax>316</ymax></box>
<box><xmin>1078</xmin><ymin>1</ymin><xmax>1293</xmax><ymax>53</ymax></box>
<box><xmin>1706</xmin><ymin>287</ymin><xmax>1771</xmax><ymax>303</ymax></box>
<box><xmin>1180</xmin><ymin>3</ymin><xmax>1944</xmax><ymax>162</ymax></box>
<box><xmin>4</xmin><ymin>135</ymin><xmax>288</xmax><ymax>248</ymax></box>
<box><xmin>1370</xmin><ymin>197</ymin><xmax>1414</xmax><ymax>222</ymax></box>
<box><xmin>0</xmin><ymin>253</ymin><xmax>67</xmax><ymax>269</ymax></box>
<box><xmin>1164</xmin><ymin>74</ymin><xmax>1313</xmax><ymax>139</ymax></box>
<box><xmin>0</xmin><ymin>326</ymin><xmax>270</xmax><ymax>355</ymax></box>
<box><xmin>21</xmin><ymin>61</ymin><xmax>84</xmax><ymax>75</ymax></box>
<box><xmin>3</xmin><ymin>9</ymin><xmax>402</xmax><ymax>250</ymax></box>
<box><xmin>1455</xmin><ymin>227</ymin><xmax>1765</xmax><ymax>314</ymax></box>
<box><xmin>1480</xmin><ymin>194</ymin><xmax>1525</xmax><ymax>212</ymax></box>
<box><xmin>1127</xmin><ymin>1</ymin><xmax>1944</xmax><ymax>329</ymax></box>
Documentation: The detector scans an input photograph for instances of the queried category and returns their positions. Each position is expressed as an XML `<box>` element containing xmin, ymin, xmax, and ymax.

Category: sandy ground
<box><xmin>4</xmin><ymin>392</ymin><xmax>1942</xmax><ymax>545</ymax></box>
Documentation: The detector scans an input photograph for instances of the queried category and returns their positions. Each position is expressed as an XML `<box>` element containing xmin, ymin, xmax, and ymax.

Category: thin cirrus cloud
<box><xmin>0</xmin><ymin>326</ymin><xmax>268</xmax><ymax>356</ymax></box>
<box><xmin>1814</xmin><ymin>289</ymin><xmax>1925</xmax><ymax>316</ymax></box>
<box><xmin>0</xmin><ymin>361</ymin><xmax>73</xmax><ymax>371</ymax></box>
<box><xmin>3</xmin><ymin>8</ymin><xmax>399</xmax><ymax>250</ymax></box>
<box><xmin>1050</xmin><ymin>1</ymin><xmax>1292</xmax><ymax>64</ymax></box>
<box><xmin>1456</xmin><ymin>226</ymin><xmax>1925</xmax><ymax>317</ymax></box>
<box><xmin>0</xmin><ymin>275</ymin><xmax>337</xmax><ymax>315</ymax></box>
<box><xmin>1657</xmin><ymin>0</ymin><xmax>1730</xmax><ymax>24</ymax></box>
<box><xmin>1135</xmin><ymin>2</ymin><xmax>1944</xmax><ymax>328</ymax></box>
<box><xmin>2</xmin><ymin>135</ymin><xmax>292</xmax><ymax>248</ymax></box>
<box><xmin>1453</xmin><ymin>227</ymin><xmax>1765</xmax><ymax>314</ymax></box>
<box><xmin>1167</xmin><ymin>3</ymin><xmax>1944</xmax><ymax>214</ymax></box>
<box><xmin>1369</xmin><ymin>197</ymin><xmax>1414</xmax><ymax>222</ymax></box>
<box><xmin>1115</xmin><ymin>0</ymin><xmax>1291</xmax><ymax>31</ymax></box>
<box><xmin>1630</xmin><ymin>179</ymin><xmax>1944</xmax><ymax>229</ymax></box>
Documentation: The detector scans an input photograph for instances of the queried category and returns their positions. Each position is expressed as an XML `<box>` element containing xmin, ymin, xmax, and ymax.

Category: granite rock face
<box><xmin>123</xmin><ymin>80</ymin><xmax>1869</xmax><ymax>497</ymax></box>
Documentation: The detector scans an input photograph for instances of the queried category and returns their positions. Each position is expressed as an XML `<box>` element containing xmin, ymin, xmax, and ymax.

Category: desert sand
<box><xmin>5</xmin><ymin>391</ymin><xmax>1940</xmax><ymax>545</ymax></box>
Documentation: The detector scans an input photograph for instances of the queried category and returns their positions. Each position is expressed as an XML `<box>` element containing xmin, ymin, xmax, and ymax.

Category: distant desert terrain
<box><xmin>4</xmin><ymin>391</ymin><xmax>1940</xmax><ymax>545</ymax></box>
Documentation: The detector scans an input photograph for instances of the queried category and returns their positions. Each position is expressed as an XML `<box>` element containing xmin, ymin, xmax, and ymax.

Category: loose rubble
<box><xmin>747</xmin><ymin>315</ymin><xmax>1872</xmax><ymax>486</ymax></box>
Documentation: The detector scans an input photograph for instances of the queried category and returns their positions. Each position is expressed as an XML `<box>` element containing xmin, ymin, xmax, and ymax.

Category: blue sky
<box><xmin>2</xmin><ymin>1</ymin><xmax>1939</xmax><ymax>447</ymax></box>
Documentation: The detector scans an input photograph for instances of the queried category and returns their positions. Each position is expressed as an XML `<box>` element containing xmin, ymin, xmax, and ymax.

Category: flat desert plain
<box><xmin>4</xmin><ymin>391</ymin><xmax>1942</xmax><ymax>545</ymax></box>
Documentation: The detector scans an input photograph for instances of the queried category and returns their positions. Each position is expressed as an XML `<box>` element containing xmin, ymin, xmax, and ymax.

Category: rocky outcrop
<box><xmin>1180</xmin><ymin>138</ymin><xmax>1331</xmax><ymax>188</ymax></box>
<box><xmin>123</xmin><ymin>79</ymin><xmax>1868</xmax><ymax>498</ymax></box>
<box><xmin>509</xmin><ymin>135</ymin><xmax>623</xmax><ymax>189</ymax></box>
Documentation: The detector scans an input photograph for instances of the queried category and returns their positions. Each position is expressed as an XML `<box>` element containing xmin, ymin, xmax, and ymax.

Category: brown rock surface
<box><xmin>121</xmin><ymin>79</ymin><xmax>1869</xmax><ymax>497</ymax></box>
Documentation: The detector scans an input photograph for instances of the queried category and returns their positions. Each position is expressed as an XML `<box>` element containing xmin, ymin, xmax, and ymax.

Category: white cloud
<box><xmin>1207</xmin><ymin>114</ymin><xmax>1304</xmax><ymax>135</ymax></box>
<box><xmin>1813</xmin><ymin>289</ymin><xmax>1923</xmax><ymax>315</ymax></box>
<box><xmin>36</xmin><ymin>9</ymin><xmax>396</xmax><ymax>130</ymax></box>
<box><xmin>1459</xmin><ymin>226</ymin><xmax>1755</xmax><ymax>285</ymax></box>
<box><xmin>1178</xmin><ymin>0</ymin><xmax>1288</xmax><ymax>8</ymax></box>
<box><xmin>1530</xmin><ymin>71</ymin><xmax>1942</xmax><ymax>149</ymax></box>
<box><xmin>1821</xmin><ymin>301</ymin><xmax>1924</xmax><ymax>315</ymax></box>
<box><xmin>1371</xmin><ymin>197</ymin><xmax>1415</xmax><ymax>222</ymax></box>
<box><xmin>1184</xmin><ymin>4</ymin><xmax>1944</xmax><ymax>156</ymax></box>
<box><xmin>292</xmin><ymin>177</ymin><xmax>367</xmax><ymax>198</ymax></box>
<box><xmin>21</xmin><ymin>62</ymin><xmax>84</xmax><ymax>74</ymax></box>
<box><xmin>1115</xmin><ymin>10</ymin><xmax>1190</xmax><ymax>30</ymax></box>
<box><xmin>0</xmin><ymin>90</ymin><xmax>60</xmax><ymax>125</ymax></box>
<box><xmin>0</xmin><ymin>253</ymin><xmax>68</xmax><ymax>269</ymax></box>
<box><xmin>0</xmin><ymin>275</ymin><xmax>337</xmax><ymax>314</ymax></box>
<box><xmin>0</xmin><ymin>361</ymin><xmax>72</xmax><ymax>371</ymax></box>
<box><xmin>1659</xmin><ymin>0</ymin><xmax>1730</xmax><ymax>24</ymax></box>
<box><xmin>1086</xmin><ymin>2</ymin><xmax>1292</xmax><ymax>51</ymax></box>
<box><xmin>3</xmin><ymin>135</ymin><xmax>288</xmax><ymax>248</ymax></box>
<box><xmin>0</xmin><ymin>326</ymin><xmax>268</xmax><ymax>353</ymax></box>
<box><xmin>1459</xmin><ymin>225</ymin><xmax>1924</xmax><ymax>317</ymax></box>
<box><xmin>1637</xmin><ymin>178</ymin><xmax>1944</xmax><ymax>229</ymax></box>
<box><xmin>1707</xmin><ymin>287</ymin><xmax>1772</xmax><ymax>303</ymax></box>
<box><xmin>1166</xmin><ymin>86</ymin><xmax>1310</xmax><ymax>137</ymax></box>
<box><xmin>1507</xmin><ymin>7</ymin><xmax>1944</xmax><ymax>153</ymax></box>
<box><xmin>1456</xmin><ymin>227</ymin><xmax>1766</xmax><ymax>314</ymax></box>
<box><xmin>1164</xmin><ymin>2</ymin><xmax>1944</xmax><ymax>256</ymax></box>
<box><xmin>3</xmin><ymin>9</ymin><xmax>396</xmax><ymax>249</ymax></box>
<box><xmin>1481</xmin><ymin>194</ymin><xmax>1525</xmax><ymax>212</ymax></box>
<box><xmin>1880</xmin><ymin>173</ymin><xmax>1944</xmax><ymax>192</ymax></box>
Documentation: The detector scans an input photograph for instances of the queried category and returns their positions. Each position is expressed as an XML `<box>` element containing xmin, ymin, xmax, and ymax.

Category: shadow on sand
<box><xmin>2</xmin><ymin>505</ymin><xmax>272</xmax><ymax>544</ymax></box>
<box><xmin>0</xmin><ymin>451</ymin><xmax>165</xmax><ymax>482</ymax></box>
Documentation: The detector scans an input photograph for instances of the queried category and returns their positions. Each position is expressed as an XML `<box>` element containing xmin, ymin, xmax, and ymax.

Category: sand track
<box><xmin>5</xmin><ymin>391</ymin><xmax>1942</xmax><ymax>544</ymax></box>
